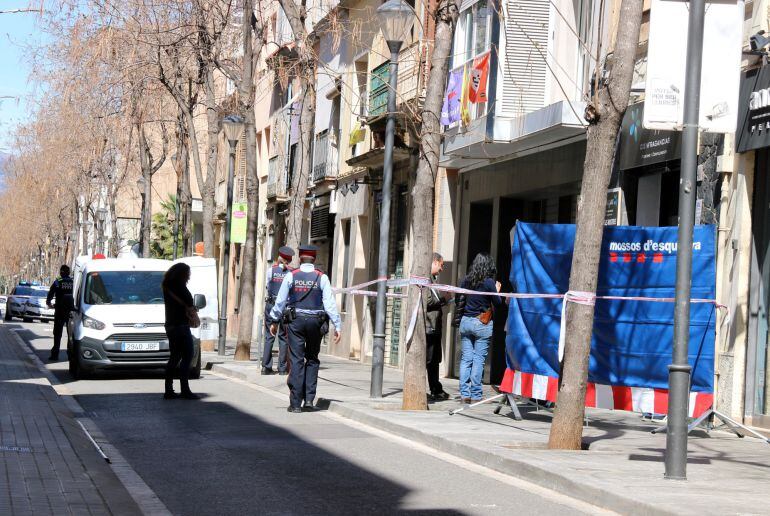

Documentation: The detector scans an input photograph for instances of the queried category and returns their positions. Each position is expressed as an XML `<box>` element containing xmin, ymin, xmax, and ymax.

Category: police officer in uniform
<box><xmin>46</xmin><ymin>265</ymin><xmax>74</xmax><ymax>361</ymax></box>
<box><xmin>269</xmin><ymin>244</ymin><xmax>341</xmax><ymax>413</ymax></box>
<box><xmin>262</xmin><ymin>246</ymin><xmax>294</xmax><ymax>375</ymax></box>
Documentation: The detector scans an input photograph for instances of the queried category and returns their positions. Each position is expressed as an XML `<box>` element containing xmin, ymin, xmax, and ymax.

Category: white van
<box><xmin>67</xmin><ymin>257</ymin><xmax>215</xmax><ymax>379</ymax></box>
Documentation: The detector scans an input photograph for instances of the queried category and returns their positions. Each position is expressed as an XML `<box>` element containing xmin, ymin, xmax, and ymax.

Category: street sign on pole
<box><xmin>644</xmin><ymin>0</ymin><xmax>743</xmax><ymax>133</ymax></box>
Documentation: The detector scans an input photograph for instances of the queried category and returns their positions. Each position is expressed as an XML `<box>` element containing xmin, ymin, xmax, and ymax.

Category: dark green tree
<box><xmin>150</xmin><ymin>195</ymin><xmax>177</xmax><ymax>260</ymax></box>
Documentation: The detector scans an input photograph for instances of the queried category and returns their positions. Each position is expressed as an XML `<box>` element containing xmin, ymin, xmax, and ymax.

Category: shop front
<box><xmin>737</xmin><ymin>64</ymin><xmax>770</xmax><ymax>429</ymax></box>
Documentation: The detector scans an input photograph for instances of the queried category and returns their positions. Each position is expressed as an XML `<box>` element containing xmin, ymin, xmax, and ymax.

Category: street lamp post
<box><xmin>371</xmin><ymin>0</ymin><xmax>415</xmax><ymax>398</ymax></box>
<box><xmin>666</xmin><ymin>0</ymin><xmax>706</xmax><ymax>481</ymax></box>
<box><xmin>218</xmin><ymin>115</ymin><xmax>245</xmax><ymax>356</ymax></box>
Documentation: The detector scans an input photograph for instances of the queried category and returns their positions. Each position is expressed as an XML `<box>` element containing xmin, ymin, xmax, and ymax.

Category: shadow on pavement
<box><xmin>73</xmin><ymin>391</ymin><xmax>467</xmax><ymax>516</ymax></box>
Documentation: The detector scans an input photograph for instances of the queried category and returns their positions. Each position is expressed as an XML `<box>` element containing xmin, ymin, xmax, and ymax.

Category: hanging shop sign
<box><xmin>736</xmin><ymin>65</ymin><xmax>770</xmax><ymax>152</ymax></box>
<box><xmin>605</xmin><ymin>188</ymin><xmax>624</xmax><ymax>226</ymax></box>
<box><xmin>619</xmin><ymin>102</ymin><xmax>681</xmax><ymax>170</ymax></box>
<box><xmin>230</xmin><ymin>201</ymin><xmax>248</xmax><ymax>244</ymax></box>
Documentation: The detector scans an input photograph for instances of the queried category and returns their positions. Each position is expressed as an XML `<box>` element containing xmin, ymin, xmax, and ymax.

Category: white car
<box><xmin>24</xmin><ymin>295</ymin><xmax>56</xmax><ymax>322</ymax></box>
<box><xmin>5</xmin><ymin>284</ymin><xmax>48</xmax><ymax>322</ymax></box>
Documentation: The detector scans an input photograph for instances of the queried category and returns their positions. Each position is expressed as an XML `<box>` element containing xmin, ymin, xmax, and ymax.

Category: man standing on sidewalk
<box><xmin>262</xmin><ymin>246</ymin><xmax>294</xmax><ymax>375</ymax></box>
<box><xmin>426</xmin><ymin>253</ymin><xmax>450</xmax><ymax>401</ymax></box>
<box><xmin>46</xmin><ymin>264</ymin><xmax>74</xmax><ymax>361</ymax></box>
<box><xmin>269</xmin><ymin>244</ymin><xmax>341</xmax><ymax>413</ymax></box>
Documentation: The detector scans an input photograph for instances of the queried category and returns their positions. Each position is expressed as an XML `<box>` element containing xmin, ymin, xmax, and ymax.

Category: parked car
<box><xmin>67</xmin><ymin>257</ymin><xmax>211</xmax><ymax>379</ymax></box>
<box><xmin>24</xmin><ymin>294</ymin><xmax>55</xmax><ymax>322</ymax></box>
<box><xmin>5</xmin><ymin>283</ymin><xmax>48</xmax><ymax>322</ymax></box>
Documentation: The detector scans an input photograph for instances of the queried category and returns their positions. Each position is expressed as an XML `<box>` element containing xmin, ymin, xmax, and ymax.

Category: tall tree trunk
<box><xmin>276</xmin><ymin>0</ymin><xmax>316</xmax><ymax>251</ymax></box>
<box><xmin>402</xmin><ymin>0</ymin><xmax>460</xmax><ymax>410</ymax></box>
<box><xmin>141</xmin><ymin>174</ymin><xmax>152</xmax><ymax>258</ymax></box>
<box><xmin>285</xmin><ymin>77</ymin><xmax>315</xmax><ymax>250</ymax></box>
<box><xmin>204</xmin><ymin>69</ymin><xmax>220</xmax><ymax>258</ymax></box>
<box><xmin>235</xmin><ymin>0</ymin><xmax>264</xmax><ymax>361</ymax></box>
<box><xmin>547</xmin><ymin>0</ymin><xmax>643</xmax><ymax>450</ymax></box>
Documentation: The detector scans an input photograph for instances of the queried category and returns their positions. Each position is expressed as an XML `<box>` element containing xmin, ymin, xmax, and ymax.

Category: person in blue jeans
<box><xmin>453</xmin><ymin>253</ymin><xmax>502</xmax><ymax>403</ymax></box>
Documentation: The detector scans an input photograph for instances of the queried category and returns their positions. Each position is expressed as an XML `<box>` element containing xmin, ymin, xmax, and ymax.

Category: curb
<box><xmin>8</xmin><ymin>328</ymin><xmax>171</xmax><ymax>516</ymax></box>
<box><xmin>323</xmin><ymin>400</ymin><xmax>674</xmax><ymax>516</ymax></box>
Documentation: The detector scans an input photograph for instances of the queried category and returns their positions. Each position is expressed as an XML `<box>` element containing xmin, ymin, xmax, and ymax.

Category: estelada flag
<box><xmin>469</xmin><ymin>53</ymin><xmax>490</xmax><ymax>104</ymax></box>
<box><xmin>460</xmin><ymin>64</ymin><xmax>471</xmax><ymax>126</ymax></box>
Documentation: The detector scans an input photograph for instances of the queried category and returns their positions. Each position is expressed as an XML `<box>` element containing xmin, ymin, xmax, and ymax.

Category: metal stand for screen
<box><xmin>651</xmin><ymin>408</ymin><xmax>770</xmax><ymax>444</ymax></box>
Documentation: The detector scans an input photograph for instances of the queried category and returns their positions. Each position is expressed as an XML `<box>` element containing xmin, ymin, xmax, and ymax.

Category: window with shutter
<box><xmin>500</xmin><ymin>0</ymin><xmax>549</xmax><ymax>117</ymax></box>
<box><xmin>310</xmin><ymin>205</ymin><xmax>332</xmax><ymax>240</ymax></box>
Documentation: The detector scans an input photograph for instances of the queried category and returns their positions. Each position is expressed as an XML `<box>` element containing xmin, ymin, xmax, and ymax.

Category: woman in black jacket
<box><xmin>162</xmin><ymin>263</ymin><xmax>198</xmax><ymax>400</ymax></box>
<box><xmin>453</xmin><ymin>253</ymin><xmax>502</xmax><ymax>403</ymax></box>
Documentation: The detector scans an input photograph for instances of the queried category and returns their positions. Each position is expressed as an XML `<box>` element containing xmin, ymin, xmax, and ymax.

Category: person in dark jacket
<box><xmin>46</xmin><ymin>265</ymin><xmax>74</xmax><ymax>361</ymax></box>
<box><xmin>426</xmin><ymin>253</ymin><xmax>450</xmax><ymax>401</ymax></box>
<box><xmin>162</xmin><ymin>263</ymin><xmax>198</xmax><ymax>400</ymax></box>
<box><xmin>262</xmin><ymin>246</ymin><xmax>294</xmax><ymax>375</ymax></box>
<box><xmin>453</xmin><ymin>253</ymin><xmax>502</xmax><ymax>403</ymax></box>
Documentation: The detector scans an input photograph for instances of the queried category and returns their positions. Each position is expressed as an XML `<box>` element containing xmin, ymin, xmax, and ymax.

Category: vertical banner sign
<box><xmin>644</xmin><ymin>0</ymin><xmax>743</xmax><ymax>133</ymax></box>
<box><xmin>230</xmin><ymin>202</ymin><xmax>248</xmax><ymax>244</ymax></box>
<box><xmin>501</xmin><ymin>223</ymin><xmax>716</xmax><ymax>416</ymax></box>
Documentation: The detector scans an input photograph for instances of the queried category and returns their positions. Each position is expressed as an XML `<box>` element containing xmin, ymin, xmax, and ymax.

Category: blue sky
<box><xmin>0</xmin><ymin>8</ymin><xmax>46</xmax><ymax>154</ymax></box>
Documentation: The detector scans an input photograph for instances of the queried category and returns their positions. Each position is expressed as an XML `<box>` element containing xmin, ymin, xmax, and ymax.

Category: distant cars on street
<box><xmin>6</xmin><ymin>283</ymin><xmax>49</xmax><ymax>322</ymax></box>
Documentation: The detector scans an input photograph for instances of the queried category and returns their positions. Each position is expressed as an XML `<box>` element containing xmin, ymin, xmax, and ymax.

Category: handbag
<box><xmin>477</xmin><ymin>307</ymin><xmax>493</xmax><ymax>325</ymax></box>
<box><xmin>165</xmin><ymin>289</ymin><xmax>201</xmax><ymax>329</ymax></box>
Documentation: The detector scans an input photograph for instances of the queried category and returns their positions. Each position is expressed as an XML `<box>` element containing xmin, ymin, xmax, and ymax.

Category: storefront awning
<box><xmin>440</xmin><ymin>101</ymin><xmax>587</xmax><ymax>168</ymax></box>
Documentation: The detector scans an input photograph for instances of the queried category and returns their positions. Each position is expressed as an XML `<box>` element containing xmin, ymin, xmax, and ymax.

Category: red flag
<box><xmin>468</xmin><ymin>53</ymin><xmax>490</xmax><ymax>103</ymax></box>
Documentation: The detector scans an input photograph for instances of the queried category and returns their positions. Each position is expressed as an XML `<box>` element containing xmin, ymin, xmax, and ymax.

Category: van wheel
<box><xmin>190</xmin><ymin>353</ymin><xmax>202</xmax><ymax>379</ymax></box>
<box><xmin>23</xmin><ymin>317</ymin><xmax>32</xmax><ymax>323</ymax></box>
<box><xmin>4</xmin><ymin>311</ymin><xmax>11</xmax><ymax>321</ymax></box>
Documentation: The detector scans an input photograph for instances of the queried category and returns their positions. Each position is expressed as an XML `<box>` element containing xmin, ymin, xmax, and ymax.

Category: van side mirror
<box><xmin>194</xmin><ymin>294</ymin><xmax>206</xmax><ymax>310</ymax></box>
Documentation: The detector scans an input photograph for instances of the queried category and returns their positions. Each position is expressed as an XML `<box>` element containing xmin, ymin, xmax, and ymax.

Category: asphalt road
<box><xmin>10</xmin><ymin>321</ymin><xmax>603</xmax><ymax>516</ymax></box>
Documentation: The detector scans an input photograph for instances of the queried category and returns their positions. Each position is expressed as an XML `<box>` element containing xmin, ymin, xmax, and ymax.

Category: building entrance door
<box><xmin>748</xmin><ymin>150</ymin><xmax>770</xmax><ymax>429</ymax></box>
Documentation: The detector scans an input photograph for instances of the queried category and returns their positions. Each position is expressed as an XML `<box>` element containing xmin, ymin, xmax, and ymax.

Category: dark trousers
<box><xmin>287</xmin><ymin>316</ymin><xmax>323</xmax><ymax>408</ymax></box>
<box><xmin>426</xmin><ymin>332</ymin><xmax>443</xmax><ymax>395</ymax></box>
<box><xmin>51</xmin><ymin>313</ymin><xmax>68</xmax><ymax>359</ymax></box>
<box><xmin>165</xmin><ymin>324</ymin><xmax>194</xmax><ymax>394</ymax></box>
<box><xmin>262</xmin><ymin>307</ymin><xmax>288</xmax><ymax>372</ymax></box>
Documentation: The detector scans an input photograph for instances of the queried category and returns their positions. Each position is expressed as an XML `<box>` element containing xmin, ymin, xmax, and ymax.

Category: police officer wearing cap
<box><xmin>46</xmin><ymin>265</ymin><xmax>74</xmax><ymax>361</ymax></box>
<box><xmin>262</xmin><ymin>246</ymin><xmax>294</xmax><ymax>375</ymax></box>
<box><xmin>269</xmin><ymin>244</ymin><xmax>341</xmax><ymax>413</ymax></box>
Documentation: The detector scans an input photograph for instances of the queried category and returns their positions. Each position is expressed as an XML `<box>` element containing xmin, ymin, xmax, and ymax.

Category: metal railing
<box><xmin>312</xmin><ymin>130</ymin><xmax>340</xmax><ymax>183</ymax></box>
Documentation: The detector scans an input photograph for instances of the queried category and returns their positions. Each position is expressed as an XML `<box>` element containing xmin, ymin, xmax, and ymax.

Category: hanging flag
<box><xmin>460</xmin><ymin>64</ymin><xmax>471</xmax><ymax>126</ymax></box>
<box><xmin>349</xmin><ymin>124</ymin><xmax>365</xmax><ymax>146</ymax></box>
<box><xmin>469</xmin><ymin>53</ymin><xmax>490</xmax><ymax>103</ymax></box>
<box><xmin>440</xmin><ymin>69</ymin><xmax>463</xmax><ymax>125</ymax></box>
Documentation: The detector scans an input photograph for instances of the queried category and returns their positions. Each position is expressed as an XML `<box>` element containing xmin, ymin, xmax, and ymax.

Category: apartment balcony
<box><xmin>266</xmin><ymin>156</ymin><xmax>290</xmax><ymax>202</ymax></box>
<box><xmin>312</xmin><ymin>130</ymin><xmax>340</xmax><ymax>183</ymax></box>
<box><xmin>366</xmin><ymin>42</ymin><xmax>427</xmax><ymax>125</ymax></box>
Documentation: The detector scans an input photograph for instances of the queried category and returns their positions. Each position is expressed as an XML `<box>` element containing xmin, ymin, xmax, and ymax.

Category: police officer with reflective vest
<box><xmin>262</xmin><ymin>246</ymin><xmax>294</xmax><ymax>375</ymax></box>
<box><xmin>269</xmin><ymin>244</ymin><xmax>341</xmax><ymax>413</ymax></box>
<box><xmin>46</xmin><ymin>265</ymin><xmax>74</xmax><ymax>362</ymax></box>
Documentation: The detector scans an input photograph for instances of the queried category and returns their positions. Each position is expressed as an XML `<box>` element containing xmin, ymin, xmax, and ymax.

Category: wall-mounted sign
<box><xmin>736</xmin><ymin>65</ymin><xmax>770</xmax><ymax>152</ymax></box>
<box><xmin>619</xmin><ymin>102</ymin><xmax>681</xmax><ymax>170</ymax></box>
<box><xmin>605</xmin><ymin>188</ymin><xmax>627</xmax><ymax>226</ymax></box>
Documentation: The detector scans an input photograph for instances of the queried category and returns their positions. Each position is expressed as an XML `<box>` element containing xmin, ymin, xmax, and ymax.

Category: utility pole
<box><xmin>666</xmin><ymin>0</ymin><xmax>705</xmax><ymax>481</ymax></box>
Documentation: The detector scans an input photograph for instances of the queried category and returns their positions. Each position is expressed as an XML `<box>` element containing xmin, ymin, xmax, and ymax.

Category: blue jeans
<box><xmin>459</xmin><ymin>316</ymin><xmax>492</xmax><ymax>400</ymax></box>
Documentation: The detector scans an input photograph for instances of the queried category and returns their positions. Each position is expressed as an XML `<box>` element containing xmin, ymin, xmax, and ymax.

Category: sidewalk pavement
<box><xmin>203</xmin><ymin>347</ymin><xmax>770</xmax><ymax>516</ymax></box>
<box><xmin>0</xmin><ymin>326</ymin><xmax>142</xmax><ymax>515</ymax></box>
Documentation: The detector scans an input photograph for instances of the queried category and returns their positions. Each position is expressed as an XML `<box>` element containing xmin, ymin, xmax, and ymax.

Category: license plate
<box><xmin>121</xmin><ymin>342</ymin><xmax>160</xmax><ymax>352</ymax></box>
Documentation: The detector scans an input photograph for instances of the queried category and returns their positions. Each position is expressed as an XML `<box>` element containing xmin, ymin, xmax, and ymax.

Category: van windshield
<box><xmin>84</xmin><ymin>271</ymin><xmax>165</xmax><ymax>305</ymax></box>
